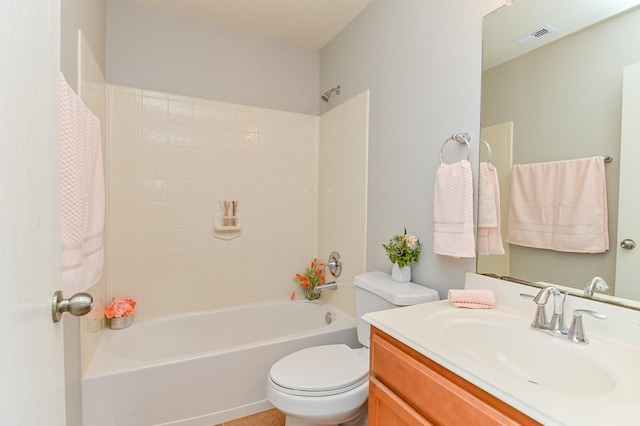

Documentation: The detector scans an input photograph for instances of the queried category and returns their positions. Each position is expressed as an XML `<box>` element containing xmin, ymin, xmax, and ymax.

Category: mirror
<box><xmin>478</xmin><ymin>0</ymin><xmax>640</xmax><ymax>306</ymax></box>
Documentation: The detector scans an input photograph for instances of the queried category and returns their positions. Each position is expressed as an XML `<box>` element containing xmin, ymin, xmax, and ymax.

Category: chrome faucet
<box><xmin>526</xmin><ymin>286</ymin><xmax>607</xmax><ymax>344</ymax></box>
<box><xmin>584</xmin><ymin>276</ymin><xmax>609</xmax><ymax>297</ymax></box>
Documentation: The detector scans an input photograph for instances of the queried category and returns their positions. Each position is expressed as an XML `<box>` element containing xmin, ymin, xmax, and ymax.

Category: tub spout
<box><xmin>316</xmin><ymin>281</ymin><xmax>337</xmax><ymax>292</ymax></box>
<box><xmin>311</xmin><ymin>281</ymin><xmax>337</xmax><ymax>297</ymax></box>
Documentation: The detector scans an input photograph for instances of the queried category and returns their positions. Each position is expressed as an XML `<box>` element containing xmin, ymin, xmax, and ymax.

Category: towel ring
<box><xmin>481</xmin><ymin>139</ymin><xmax>492</xmax><ymax>163</ymax></box>
<box><xmin>440</xmin><ymin>133</ymin><xmax>471</xmax><ymax>164</ymax></box>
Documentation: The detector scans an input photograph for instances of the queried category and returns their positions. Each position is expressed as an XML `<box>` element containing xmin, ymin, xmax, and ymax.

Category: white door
<box><xmin>0</xmin><ymin>1</ymin><xmax>66</xmax><ymax>425</ymax></box>
<box><xmin>615</xmin><ymin>63</ymin><xmax>640</xmax><ymax>300</ymax></box>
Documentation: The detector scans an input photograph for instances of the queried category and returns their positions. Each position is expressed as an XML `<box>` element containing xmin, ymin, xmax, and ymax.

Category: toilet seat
<box><xmin>268</xmin><ymin>344</ymin><xmax>369</xmax><ymax>397</ymax></box>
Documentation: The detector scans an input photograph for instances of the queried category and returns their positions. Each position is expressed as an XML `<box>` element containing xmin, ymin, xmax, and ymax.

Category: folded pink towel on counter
<box><xmin>448</xmin><ymin>289</ymin><xmax>496</xmax><ymax>309</ymax></box>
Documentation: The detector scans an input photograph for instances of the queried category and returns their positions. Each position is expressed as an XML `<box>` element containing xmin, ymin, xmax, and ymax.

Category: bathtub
<box><xmin>82</xmin><ymin>300</ymin><xmax>358</xmax><ymax>426</ymax></box>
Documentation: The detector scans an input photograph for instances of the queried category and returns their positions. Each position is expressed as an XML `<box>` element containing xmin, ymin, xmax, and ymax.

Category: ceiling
<box><xmin>124</xmin><ymin>0</ymin><xmax>372</xmax><ymax>50</ymax></box>
<box><xmin>483</xmin><ymin>0</ymin><xmax>640</xmax><ymax>69</ymax></box>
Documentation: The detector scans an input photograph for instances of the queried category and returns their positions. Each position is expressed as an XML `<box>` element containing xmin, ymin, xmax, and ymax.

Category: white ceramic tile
<box><xmin>107</xmin><ymin>87</ymin><xmax>331</xmax><ymax>316</ymax></box>
<box><xmin>168</xmin><ymin>100</ymin><xmax>193</xmax><ymax>124</ymax></box>
<box><xmin>168</xmin><ymin>123</ymin><xmax>193</xmax><ymax>147</ymax></box>
<box><xmin>142</xmin><ymin>124</ymin><xmax>169</xmax><ymax>145</ymax></box>
<box><xmin>142</xmin><ymin>96</ymin><xmax>169</xmax><ymax>122</ymax></box>
<box><xmin>192</xmin><ymin>103</ymin><xmax>216</xmax><ymax>127</ymax></box>
<box><xmin>109</xmin><ymin>177</ymin><xmax>142</xmax><ymax>206</ymax></box>
<box><xmin>140</xmin><ymin>178</ymin><xmax>168</xmax><ymax>202</ymax></box>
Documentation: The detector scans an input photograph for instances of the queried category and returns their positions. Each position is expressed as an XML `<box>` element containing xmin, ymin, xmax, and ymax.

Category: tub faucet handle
<box><xmin>324</xmin><ymin>251</ymin><xmax>342</xmax><ymax>278</ymax></box>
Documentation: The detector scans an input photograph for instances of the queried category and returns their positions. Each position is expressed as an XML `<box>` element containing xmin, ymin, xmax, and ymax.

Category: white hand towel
<box><xmin>506</xmin><ymin>156</ymin><xmax>608</xmax><ymax>253</ymax></box>
<box><xmin>478</xmin><ymin>162</ymin><xmax>505</xmax><ymax>255</ymax></box>
<box><xmin>60</xmin><ymin>72</ymin><xmax>105</xmax><ymax>294</ymax></box>
<box><xmin>433</xmin><ymin>160</ymin><xmax>475</xmax><ymax>257</ymax></box>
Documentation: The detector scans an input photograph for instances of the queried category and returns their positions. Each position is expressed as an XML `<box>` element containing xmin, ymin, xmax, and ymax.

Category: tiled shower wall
<box><xmin>108</xmin><ymin>86</ymin><xmax>319</xmax><ymax>320</ymax></box>
<box><xmin>318</xmin><ymin>91</ymin><xmax>369</xmax><ymax>317</ymax></box>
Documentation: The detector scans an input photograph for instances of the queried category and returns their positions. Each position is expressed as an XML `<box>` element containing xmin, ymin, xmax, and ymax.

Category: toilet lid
<box><xmin>269</xmin><ymin>344</ymin><xmax>368</xmax><ymax>396</ymax></box>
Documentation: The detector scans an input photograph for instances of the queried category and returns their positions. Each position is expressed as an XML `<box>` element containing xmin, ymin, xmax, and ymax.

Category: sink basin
<box><xmin>434</xmin><ymin>313</ymin><xmax>617</xmax><ymax>397</ymax></box>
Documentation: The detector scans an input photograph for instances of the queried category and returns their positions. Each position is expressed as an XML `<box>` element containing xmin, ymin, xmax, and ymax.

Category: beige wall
<box><xmin>320</xmin><ymin>0</ymin><xmax>504</xmax><ymax>298</ymax></box>
<box><xmin>106</xmin><ymin>0</ymin><xmax>320</xmax><ymax>115</ymax></box>
<box><xmin>481</xmin><ymin>7</ymin><xmax>640</xmax><ymax>289</ymax></box>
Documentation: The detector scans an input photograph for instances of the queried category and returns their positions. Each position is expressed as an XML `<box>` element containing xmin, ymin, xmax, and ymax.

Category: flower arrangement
<box><xmin>295</xmin><ymin>258</ymin><xmax>326</xmax><ymax>300</ymax></box>
<box><xmin>382</xmin><ymin>228</ymin><xmax>423</xmax><ymax>268</ymax></box>
<box><xmin>104</xmin><ymin>297</ymin><xmax>136</xmax><ymax>319</ymax></box>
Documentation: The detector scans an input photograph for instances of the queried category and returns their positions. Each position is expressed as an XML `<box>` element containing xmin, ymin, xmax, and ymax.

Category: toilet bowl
<box><xmin>266</xmin><ymin>271</ymin><xmax>439</xmax><ymax>426</ymax></box>
<box><xmin>266</xmin><ymin>345</ymin><xmax>369</xmax><ymax>426</ymax></box>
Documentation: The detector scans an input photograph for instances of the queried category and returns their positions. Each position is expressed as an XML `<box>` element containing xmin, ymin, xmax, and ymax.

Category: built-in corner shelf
<box><xmin>213</xmin><ymin>216</ymin><xmax>241</xmax><ymax>240</ymax></box>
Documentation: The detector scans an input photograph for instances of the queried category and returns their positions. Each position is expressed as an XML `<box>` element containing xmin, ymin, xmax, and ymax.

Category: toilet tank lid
<box><xmin>354</xmin><ymin>271</ymin><xmax>440</xmax><ymax>305</ymax></box>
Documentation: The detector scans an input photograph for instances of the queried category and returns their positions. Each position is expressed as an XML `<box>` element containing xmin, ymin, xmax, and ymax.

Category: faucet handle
<box><xmin>567</xmin><ymin>309</ymin><xmax>608</xmax><ymax>344</ymax></box>
<box><xmin>524</xmin><ymin>291</ymin><xmax>550</xmax><ymax>329</ymax></box>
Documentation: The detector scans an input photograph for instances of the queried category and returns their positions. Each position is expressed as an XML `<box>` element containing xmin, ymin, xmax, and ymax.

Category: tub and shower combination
<box><xmin>82</xmin><ymin>300</ymin><xmax>358</xmax><ymax>426</ymax></box>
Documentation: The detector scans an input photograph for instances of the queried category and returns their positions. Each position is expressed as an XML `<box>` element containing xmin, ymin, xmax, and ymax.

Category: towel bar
<box><xmin>440</xmin><ymin>133</ymin><xmax>471</xmax><ymax>164</ymax></box>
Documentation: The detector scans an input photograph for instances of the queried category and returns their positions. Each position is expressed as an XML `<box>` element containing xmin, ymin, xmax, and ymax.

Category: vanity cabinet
<box><xmin>368</xmin><ymin>327</ymin><xmax>540</xmax><ymax>426</ymax></box>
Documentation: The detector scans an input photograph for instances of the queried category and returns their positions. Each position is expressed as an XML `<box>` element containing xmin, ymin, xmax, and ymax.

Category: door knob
<box><xmin>620</xmin><ymin>239</ymin><xmax>636</xmax><ymax>250</ymax></box>
<box><xmin>51</xmin><ymin>291</ymin><xmax>93</xmax><ymax>323</ymax></box>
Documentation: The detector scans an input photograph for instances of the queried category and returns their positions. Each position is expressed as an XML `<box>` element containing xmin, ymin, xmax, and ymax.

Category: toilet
<box><xmin>266</xmin><ymin>271</ymin><xmax>439</xmax><ymax>426</ymax></box>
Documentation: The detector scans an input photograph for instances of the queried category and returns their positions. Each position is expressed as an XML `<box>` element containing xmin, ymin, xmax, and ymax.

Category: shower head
<box><xmin>321</xmin><ymin>85</ymin><xmax>340</xmax><ymax>102</ymax></box>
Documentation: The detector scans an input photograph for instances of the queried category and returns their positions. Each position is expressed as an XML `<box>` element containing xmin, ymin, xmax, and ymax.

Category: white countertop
<box><xmin>363</xmin><ymin>273</ymin><xmax>640</xmax><ymax>426</ymax></box>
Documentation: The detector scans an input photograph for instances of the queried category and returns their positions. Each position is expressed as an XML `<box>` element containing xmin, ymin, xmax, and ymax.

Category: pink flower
<box><xmin>404</xmin><ymin>234</ymin><xmax>418</xmax><ymax>249</ymax></box>
<box><xmin>105</xmin><ymin>297</ymin><xmax>136</xmax><ymax>319</ymax></box>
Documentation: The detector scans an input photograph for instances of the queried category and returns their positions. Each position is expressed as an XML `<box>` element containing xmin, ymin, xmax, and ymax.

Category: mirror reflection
<box><xmin>478</xmin><ymin>0</ymin><xmax>640</xmax><ymax>302</ymax></box>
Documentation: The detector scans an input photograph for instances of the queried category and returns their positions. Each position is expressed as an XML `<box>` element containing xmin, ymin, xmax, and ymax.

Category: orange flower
<box><xmin>294</xmin><ymin>258</ymin><xmax>326</xmax><ymax>296</ymax></box>
<box><xmin>290</xmin><ymin>291</ymin><xmax>296</xmax><ymax>301</ymax></box>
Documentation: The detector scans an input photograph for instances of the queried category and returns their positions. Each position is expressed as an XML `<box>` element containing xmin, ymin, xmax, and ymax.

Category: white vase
<box><xmin>109</xmin><ymin>315</ymin><xmax>132</xmax><ymax>330</ymax></box>
<box><xmin>391</xmin><ymin>262</ymin><xmax>411</xmax><ymax>282</ymax></box>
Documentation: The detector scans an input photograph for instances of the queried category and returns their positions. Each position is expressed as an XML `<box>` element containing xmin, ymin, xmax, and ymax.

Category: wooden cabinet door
<box><xmin>369</xmin><ymin>377</ymin><xmax>433</xmax><ymax>426</ymax></box>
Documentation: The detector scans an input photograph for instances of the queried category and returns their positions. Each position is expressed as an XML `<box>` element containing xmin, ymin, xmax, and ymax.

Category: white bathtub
<box><xmin>82</xmin><ymin>300</ymin><xmax>358</xmax><ymax>426</ymax></box>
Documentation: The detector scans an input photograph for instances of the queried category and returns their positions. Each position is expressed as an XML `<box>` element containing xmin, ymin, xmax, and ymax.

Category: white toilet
<box><xmin>266</xmin><ymin>271</ymin><xmax>439</xmax><ymax>426</ymax></box>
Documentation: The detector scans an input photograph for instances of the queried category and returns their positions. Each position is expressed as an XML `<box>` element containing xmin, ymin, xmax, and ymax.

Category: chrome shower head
<box><xmin>321</xmin><ymin>85</ymin><xmax>340</xmax><ymax>102</ymax></box>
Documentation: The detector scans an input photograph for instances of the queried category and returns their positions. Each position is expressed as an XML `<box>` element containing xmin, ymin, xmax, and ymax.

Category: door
<box><xmin>615</xmin><ymin>62</ymin><xmax>640</xmax><ymax>300</ymax></box>
<box><xmin>0</xmin><ymin>1</ymin><xmax>66</xmax><ymax>425</ymax></box>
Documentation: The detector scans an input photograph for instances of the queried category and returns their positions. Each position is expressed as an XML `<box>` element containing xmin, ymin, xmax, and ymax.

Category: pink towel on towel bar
<box><xmin>433</xmin><ymin>160</ymin><xmax>475</xmax><ymax>257</ymax></box>
<box><xmin>448</xmin><ymin>289</ymin><xmax>496</xmax><ymax>309</ymax></box>
<box><xmin>506</xmin><ymin>156</ymin><xmax>609</xmax><ymax>253</ymax></box>
<box><xmin>478</xmin><ymin>162</ymin><xmax>505</xmax><ymax>256</ymax></box>
<box><xmin>60</xmin><ymin>72</ymin><xmax>105</xmax><ymax>294</ymax></box>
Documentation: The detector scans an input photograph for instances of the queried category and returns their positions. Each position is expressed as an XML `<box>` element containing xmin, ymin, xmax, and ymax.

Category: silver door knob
<box><xmin>620</xmin><ymin>239</ymin><xmax>636</xmax><ymax>250</ymax></box>
<box><xmin>51</xmin><ymin>291</ymin><xmax>93</xmax><ymax>323</ymax></box>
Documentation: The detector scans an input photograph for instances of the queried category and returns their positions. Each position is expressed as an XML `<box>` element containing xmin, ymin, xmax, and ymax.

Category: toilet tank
<box><xmin>354</xmin><ymin>271</ymin><xmax>439</xmax><ymax>348</ymax></box>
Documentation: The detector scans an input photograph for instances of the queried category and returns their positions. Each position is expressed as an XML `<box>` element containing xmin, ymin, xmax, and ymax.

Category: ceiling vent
<box><xmin>513</xmin><ymin>24</ymin><xmax>558</xmax><ymax>46</ymax></box>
